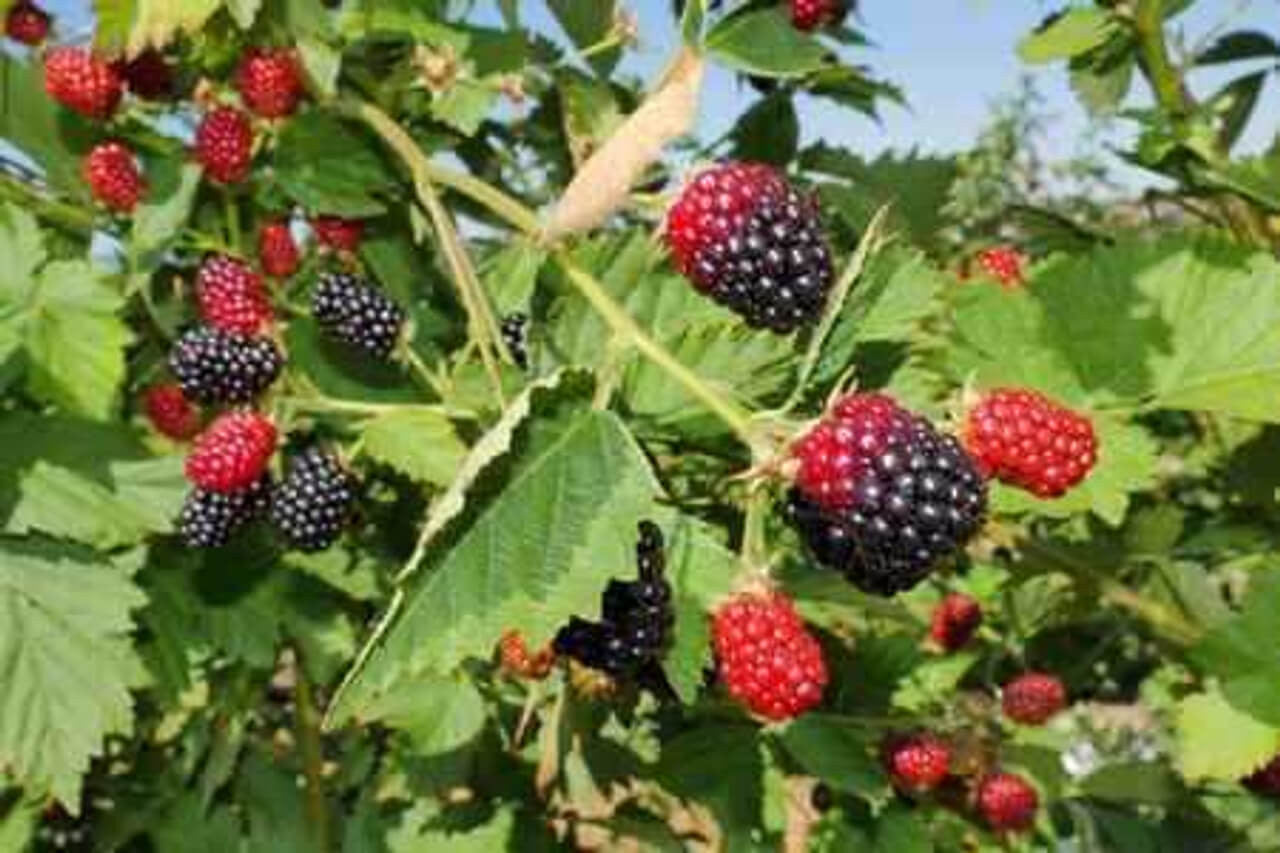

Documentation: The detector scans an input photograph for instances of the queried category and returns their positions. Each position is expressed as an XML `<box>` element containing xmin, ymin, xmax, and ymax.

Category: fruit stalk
<box><xmin>293</xmin><ymin>648</ymin><xmax>331</xmax><ymax>853</ymax></box>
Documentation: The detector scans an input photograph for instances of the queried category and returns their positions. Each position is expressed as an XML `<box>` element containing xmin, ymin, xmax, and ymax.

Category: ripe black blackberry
<box><xmin>666</xmin><ymin>162</ymin><xmax>835</xmax><ymax>333</ymax></box>
<box><xmin>177</xmin><ymin>474</ymin><xmax>271</xmax><ymax>548</ymax></box>
<box><xmin>501</xmin><ymin>312</ymin><xmax>529</xmax><ymax>370</ymax></box>
<box><xmin>788</xmin><ymin>394</ymin><xmax>987</xmax><ymax>596</ymax></box>
<box><xmin>553</xmin><ymin>521</ymin><xmax>675</xmax><ymax>691</ymax></box>
<box><xmin>311</xmin><ymin>272</ymin><xmax>405</xmax><ymax>360</ymax></box>
<box><xmin>169</xmin><ymin>326</ymin><xmax>283</xmax><ymax>404</ymax></box>
<box><xmin>269</xmin><ymin>446</ymin><xmax>356</xmax><ymax>552</ymax></box>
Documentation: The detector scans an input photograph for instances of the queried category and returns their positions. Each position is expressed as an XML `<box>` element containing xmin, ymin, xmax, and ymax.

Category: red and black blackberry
<box><xmin>5</xmin><ymin>1</ymin><xmax>49</xmax><ymax>45</ymax></box>
<box><xmin>930</xmin><ymin>592</ymin><xmax>982</xmax><ymax>651</ymax></box>
<box><xmin>501</xmin><ymin>312</ymin><xmax>529</xmax><ymax>370</ymax></box>
<box><xmin>117</xmin><ymin>49</ymin><xmax>174</xmax><ymax>100</ymax></box>
<box><xmin>665</xmin><ymin>162</ymin><xmax>834</xmax><ymax>333</ymax></box>
<box><xmin>787</xmin><ymin>393</ymin><xmax>987</xmax><ymax>596</ymax></box>
<box><xmin>169</xmin><ymin>327</ymin><xmax>283</xmax><ymax>404</ymax></box>
<box><xmin>270</xmin><ymin>446</ymin><xmax>357</xmax><ymax>552</ymax></box>
<box><xmin>553</xmin><ymin>521</ymin><xmax>674</xmax><ymax>689</ymax></box>
<box><xmin>790</xmin><ymin>0</ymin><xmax>849</xmax><ymax>31</ymax></box>
<box><xmin>311</xmin><ymin>272</ymin><xmax>405</xmax><ymax>360</ymax></box>
<box><xmin>177</xmin><ymin>473</ymin><xmax>271</xmax><ymax>548</ymax></box>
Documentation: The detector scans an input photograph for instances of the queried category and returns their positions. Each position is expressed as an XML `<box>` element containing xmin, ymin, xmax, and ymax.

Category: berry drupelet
<box><xmin>553</xmin><ymin>521</ymin><xmax>675</xmax><ymax>688</ymax></box>
<box><xmin>177</xmin><ymin>473</ymin><xmax>271</xmax><ymax>548</ymax></box>
<box><xmin>665</xmin><ymin>162</ymin><xmax>834</xmax><ymax>333</ymax></box>
<box><xmin>787</xmin><ymin>393</ymin><xmax>987</xmax><ymax>596</ymax></box>
<box><xmin>930</xmin><ymin>592</ymin><xmax>982</xmax><ymax>651</ymax></box>
<box><xmin>270</xmin><ymin>446</ymin><xmax>357</xmax><ymax>552</ymax></box>
<box><xmin>169</xmin><ymin>327</ymin><xmax>282</xmax><ymax>404</ymax></box>
<box><xmin>963</xmin><ymin>388</ymin><xmax>1098</xmax><ymax>499</ymax></box>
<box><xmin>311</xmin><ymin>272</ymin><xmax>406</xmax><ymax>360</ymax></box>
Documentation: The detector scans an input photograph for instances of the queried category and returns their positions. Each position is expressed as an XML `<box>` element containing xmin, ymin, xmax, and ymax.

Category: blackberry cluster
<box><xmin>169</xmin><ymin>326</ymin><xmax>282</xmax><ymax>404</ymax></box>
<box><xmin>667</xmin><ymin>163</ymin><xmax>834</xmax><ymax>333</ymax></box>
<box><xmin>787</xmin><ymin>397</ymin><xmax>987</xmax><ymax>596</ymax></box>
<box><xmin>501</xmin><ymin>312</ymin><xmax>529</xmax><ymax>370</ymax></box>
<box><xmin>553</xmin><ymin>521</ymin><xmax>674</xmax><ymax>689</ymax></box>
<box><xmin>270</xmin><ymin>447</ymin><xmax>356</xmax><ymax>552</ymax></box>
<box><xmin>177</xmin><ymin>474</ymin><xmax>271</xmax><ymax>548</ymax></box>
<box><xmin>312</xmin><ymin>272</ymin><xmax>405</xmax><ymax>360</ymax></box>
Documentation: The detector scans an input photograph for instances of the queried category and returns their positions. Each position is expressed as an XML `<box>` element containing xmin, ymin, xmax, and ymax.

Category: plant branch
<box><xmin>345</xmin><ymin>99</ymin><xmax>509</xmax><ymax>408</ymax></box>
<box><xmin>293</xmin><ymin>648</ymin><xmax>331</xmax><ymax>853</ymax></box>
<box><xmin>554</xmin><ymin>253</ymin><xmax>764</xmax><ymax>458</ymax></box>
<box><xmin>0</xmin><ymin>173</ymin><xmax>95</xmax><ymax>238</ymax></box>
<box><xmin>1132</xmin><ymin>0</ymin><xmax>1192</xmax><ymax>118</ymax></box>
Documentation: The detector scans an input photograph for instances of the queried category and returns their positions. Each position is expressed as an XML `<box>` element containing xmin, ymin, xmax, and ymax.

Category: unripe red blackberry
<box><xmin>235</xmin><ymin>48</ymin><xmax>303</xmax><ymax>118</ymax></box>
<box><xmin>554</xmin><ymin>521</ymin><xmax>674</xmax><ymax>684</ymax></box>
<box><xmin>84</xmin><ymin>141</ymin><xmax>145</xmax><ymax>213</ymax></box>
<box><xmin>881</xmin><ymin>732</ymin><xmax>951</xmax><ymax>793</ymax></box>
<box><xmin>43</xmin><ymin>47</ymin><xmax>122</xmax><ymax>120</ymax></box>
<box><xmin>968</xmin><ymin>246</ymin><xmax>1025</xmax><ymax>288</ymax></box>
<box><xmin>929</xmin><ymin>592</ymin><xmax>982</xmax><ymax>651</ymax></box>
<box><xmin>963</xmin><ymin>388</ymin><xmax>1098</xmax><ymax>499</ymax></box>
<box><xmin>177</xmin><ymin>474</ymin><xmax>271</xmax><ymax>548</ymax></box>
<box><xmin>5</xmin><ymin>1</ymin><xmax>49</xmax><ymax>45</ymax></box>
<box><xmin>186</xmin><ymin>411</ymin><xmax>277</xmax><ymax>493</ymax></box>
<box><xmin>790</xmin><ymin>0</ymin><xmax>848</xmax><ymax>31</ymax></box>
<box><xmin>311</xmin><ymin>272</ymin><xmax>405</xmax><ymax>360</ymax></box>
<box><xmin>787</xmin><ymin>393</ymin><xmax>987</xmax><ymax>596</ymax></box>
<box><xmin>258</xmin><ymin>219</ymin><xmax>300</xmax><ymax>278</ymax></box>
<box><xmin>311</xmin><ymin>216</ymin><xmax>364</xmax><ymax>252</ymax></box>
<box><xmin>976</xmin><ymin>772</ymin><xmax>1038</xmax><ymax>833</ymax></box>
<box><xmin>1244</xmin><ymin>753</ymin><xmax>1280</xmax><ymax>798</ymax></box>
<box><xmin>712</xmin><ymin>588</ymin><xmax>827</xmax><ymax>720</ymax></box>
<box><xmin>665</xmin><ymin>162</ymin><xmax>834</xmax><ymax>333</ymax></box>
<box><xmin>143</xmin><ymin>382</ymin><xmax>201</xmax><ymax>440</ymax></box>
<box><xmin>195</xmin><ymin>106</ymin><xmax>254</xmax><ymax>184</ymax></box>
<box><xmin>169</xmin><ymin>327</ymin><xmax>283</xmax><ymax>404</ymax></box>
<box><xmin>269</xmin><ymin>446</ymin><xmax>356</xmax><ymax>552</ymax></box>
<box><xmin>196</xmin><ymin>254</ymin><xmax>272</xmax><ymax>335</ymax></box>
<box><xmin>1001</xmin><ymin>672</ymin><xmax>1067</xmax><ymax>725</ymax></box>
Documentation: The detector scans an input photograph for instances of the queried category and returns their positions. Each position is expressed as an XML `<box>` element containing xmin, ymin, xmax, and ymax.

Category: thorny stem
<box><xmin>344</xmin><ymin>99</ymin><xmax>509</xmax><ymax>408</ymax></box>
<box><xmin>293</xmin><ymin>648</ymin><xmax>332</xmax><ymax>853</ymax></box>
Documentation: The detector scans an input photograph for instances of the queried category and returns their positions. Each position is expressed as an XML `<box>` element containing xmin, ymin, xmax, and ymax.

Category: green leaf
<box><xmin>331</xmin><ymin>407</ymin><xmax>673</xmax><ymax>718</ymax></box>
<box><xmin>1198</xmin><ymin>31</ymin><xmax>1280</xmax><ymax>66</ymax></box>
<box><xmin>1174</xmin><ymin>688</ymin><xmax>1280</xmax><ymax>781</ymax></box>
<box><xmin>705</xmin><ymin>8</ymin><xmax>830</xmax><ymax>78</ymax></box>
<box><xmin>0</xmin><ymin>543</ymin><xmax>147</xmax><ymax>807</ymax></box>
<box><xmin>730</xmin><ymin>93</ymin><xmax>798</xmax><ymax>166</ymax></box>
<box><xmin>127</xmin><ymin>0</ymin><xmax>222</xmax><ymax>53</ymax></box>
<box><xmin>873</xmin><ymin>803</ymin><xmax>932</xmax><ymax>853</ymax></box>
<box><xmin>5</xmin><ymin>461</ymin><xmax>177</xmax><ymax>548</ymax></box>
<box><xmin>656</xmin><ymin>725</ymin><xmax>762</xmax><ymax>842</ymax></box>
<box><xmin>546</xmin><ymin>0</ymin><xmax>620</xmax><ymax>77</ymax></box>
<box><xmin>225</xmin><ymin>0</ymin><xmax>263</xmax><ymax>28</ymax></box>
<box><xmin>557</xmin><ymin>70</ymin><xmax>625</xmax><ymax>168</ymax></box>
<box><xmin>777</xmin><ymin>714</ymin><xmax>884</xmax><ymax>797</ymax></box>
<box><xmin>1019</xmin><ymin>9</ymin><xmax>1119</xmax><ymax>64</ymax></box>
<box><xmin>0</xmin><ymin>56</ymin><xmax>83</xmax><ymax>195</ymax></box>
<box><xmin>1080</xmin><ymin>761</ymin><xmax>1181</xmax><ymax>804</ymax></box>
<box><xmin>431</xmin><ymin>80</ymin><xmax>498</xmax><ymax>136</ymax></box>
<box><xmin>360</xmin><ymin>408</ymin><xmax>467</xmax><ymax>487</ymax></box>
<box><xmin>361</xmin><ymin>675</ymin><xmax>486</xmax><ymax>755</ymax></box>
<box><xmin>275</xmin><ymin>111</ymin><xmax>398</xmax><ymax>216</ymax></box>
<box><xmin>298</xmin><ymin>38</ymin><xmax>341</xmax><ymax>99</ymax></box>
<box><xmin>480</xmin><ymin>239</ymin><xmax>546</xmax><ymax>315</ymax></box>
<box><xmin>130</xmin><ymin>162</ymin><xmax>202</xmax><ymax>265</ymax></box>
<box><xmin>1191</xmin><ymin>568</ymin><xmax>1280</xmax><ymax>725</ymax></box>
<box><xmin>659</xmin><ymin>519</ymin><xmax>736</xmax><ymax>702</ymax></box>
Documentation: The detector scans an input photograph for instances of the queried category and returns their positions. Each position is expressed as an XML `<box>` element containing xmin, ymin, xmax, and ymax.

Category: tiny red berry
<box><xmin>43</xmin><ymin>47</ymin><xmax>123</xmax><ymax>120</ymax></box>
<box><xmin>1002</xmin><ymin>672</ymin><xmax>1067</xmax><ymax>725</ymax></box>
<box><xmin>235</xmin><ymin>48</ymin><xmax>303</xmax><ymax>118</ymax></box>
<box><xmin>498</xmin><ymin>630</ymin><xmax>555</xmax><ymax>681</ymax></box>
<box><xmin>969</xmin><ymin>246</ymin><xmax>1025</xmax><ymax>288</ymax></box>
<box><xmin>1244</xmin><ymin>753</ymin><xmax>1280</xmax><ymax>798</ymax></box>
<box><xmin>964</xmin><ymin>388</ymin><xmax>1098</xmax><ymax>499</ymax></box>
<box><xmin>196</xmin><ymin>254</ymin><xmax>273</xmax><ymax>335</ymax></box>
<box><xmin>929</xmin><ymin>593</ymin><xmax>982</xmax><ymax>651</ymax></box>
<box><xmin>977</xmin><ymin>772</ymin><xmax>1038</xmax><ymax>833</ymax></box>
<box><xmin>258</xmin><ymin>220</ymin><xmax>300</xmax><ymax>278</ymax></box>
<box><xmin>84</xmin><ymin>141</ymin><xmax>145</xmax><ymax>213</ymax></box>
<box><xmin>790</xmin><ymin>0</ymin><xmax>847</xmax><ymax>31</ymax></box>
<box><xmin>194</xmin><ymin>106</ymin><xmax>254</xmax><ymax>184</ymax></box>
<box><xmin>142</xmin><ymin>383</ymin><xmax>200</xmax><ymax>440</ymax></box>
<box><xmin>185</xmin><ymin>411</ymin><xmax>277</xmax><ymax>493</ymax></box>
<box><xmin>117</xmin><ymin>49</ymin><xmax>174</xmax><ymax>100</ymax></box>
<box><xmin>311</xmin><ymin>216</ymin><xmax>364</xmax><ymax>252</ymax></box>
<box><xmin>881</xmin><ymin>732</ymin><xmax>951</xmax><ymax>793</ymax></box>
<box><xmin>712</xmin><ymin>589</ymin><xmax>827</xmax><ymax>721</ymax></box>
<box><xmin>5</xmin><ymin>0</ymin><xmax>49</xmax><ymax>45</ymax></box>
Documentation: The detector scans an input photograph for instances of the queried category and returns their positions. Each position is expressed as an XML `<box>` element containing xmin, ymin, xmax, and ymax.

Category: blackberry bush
<box><xmin>4</xmin><ymin>2</ymin><xmax>1280</xmax><ymax>850</ymax></box>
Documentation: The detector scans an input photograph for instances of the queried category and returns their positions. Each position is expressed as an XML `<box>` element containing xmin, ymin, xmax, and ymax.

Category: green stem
<box><xmin>1132</xmin><ymin>0</ymin><xmax>1191</xmax><ymax>118</ymax></box>
<box><xmin>278</xmin><ymin>395</ymin><xmax>472</xmax><ymax>419</ymax></box>
<box><xmin>293</xmin><ymin>648</ymin><xmax>331</xmax><ymax>853</ymax></box>
<box><xmin>555</xmin><ymin>253</ymin><xmax>762</xmax><ymax>457</ymax></box>
<box><xmin>344</xmin><ymin>99</ymin><xmax>508</xmax><ymax>407</ymax></box>
<box><xmin>0</xmin><ymin>174</ymin><xmax>95</xmax><ymax>237</ymax></box>
<box><xmin>402</xmin><ymin>346</ymin><xmax>450</xmax><ymax>400</ymax></box>
<box><xmin>223</xmin><ymin>191</ymin><xmax>243</xmax><ymax>254</ymax></box>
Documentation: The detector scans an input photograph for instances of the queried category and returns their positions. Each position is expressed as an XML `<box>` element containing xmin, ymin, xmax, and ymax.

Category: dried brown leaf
<box><xmin>542</xmin><ymin>47</ymin><xmax>704</xmax><ymax>240</ymax></box>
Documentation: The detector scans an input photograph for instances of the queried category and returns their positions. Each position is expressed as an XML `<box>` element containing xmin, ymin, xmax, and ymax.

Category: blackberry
<box><xmin>177</xmin><ymin>474</ymin><xmax>271</xmax><ymax>548</ymax></box>
<box><xmin>311</xmin><ymin>272</ymin><xmax>405</xmax><ymax>360</ymax></box>
<box><xmin>666</xmin><ymin>162</ymin><xmax>834</xmax><ymax>333</ymax></box>
<box><xmin>553</xmin><ymin>521</ymin><xmax>675</xmax><ymax>688</ymax></box>
<box><xmin>787</xmin><ymin>394</ymin><xmax>987</xmax><ymax>596</ymax></box>
<box><xmin>169</xmin><ymin>327</ymin><xmax>283</xmax><ymax>404</ymax></box>
<box><xmin>270</xmin><ymin>447</ymin><xmax>356</xmax><ymax>552</ymax></box>
<box><xmin>501</xmin><ymin>312</ymin><xmax>529</xmax><ymax>370</ymax></box>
